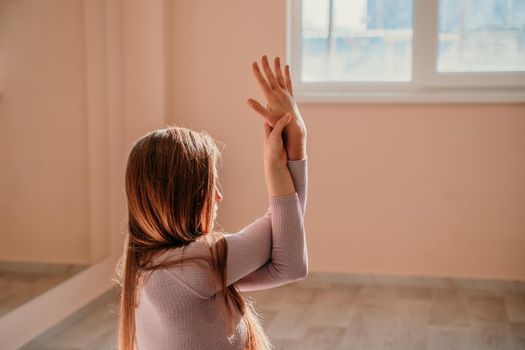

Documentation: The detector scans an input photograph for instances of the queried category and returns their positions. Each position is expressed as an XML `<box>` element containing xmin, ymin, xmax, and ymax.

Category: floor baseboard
<box><xmin>301</xmin><ymin>271</ymin><xmax>525</xmax><ymax>292</ymax></box>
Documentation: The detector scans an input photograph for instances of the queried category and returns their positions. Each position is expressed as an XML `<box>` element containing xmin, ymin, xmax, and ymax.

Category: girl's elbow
<box><xmin>290</xmin><ymin>263</ymin><xmax>308</xmax><ymax>281</ymax></box>
<box><xmin>298</xmin><ymin>264</ymin><xmax>308</xmax><ymax>280</ymax></box>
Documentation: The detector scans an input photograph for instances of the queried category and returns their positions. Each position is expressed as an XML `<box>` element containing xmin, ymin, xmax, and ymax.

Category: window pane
<box><xmin>438</xmin><ymin>0</ymin><xmax>525</xmax><ymax>72</ymax></box>
<box><xmin>301</xmin><ymin>0</ymin><xmax>414</xmax><ymax>82</ymax></box>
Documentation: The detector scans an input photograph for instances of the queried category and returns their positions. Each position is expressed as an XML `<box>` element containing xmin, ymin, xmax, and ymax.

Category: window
<box><xmin>287</xmin><ymin>0</ymin><xmax>525</xmax><ymax>102</ymax></box>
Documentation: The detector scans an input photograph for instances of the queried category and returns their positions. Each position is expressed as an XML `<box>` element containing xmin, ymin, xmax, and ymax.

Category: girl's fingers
<box><xmin>263</xmin><ymin>113</ymin><xmax>290</xmax><ymax>141</ymax></box>
<box><xmin>270</xmin><ymin>113</ymin><xmax>291</xmax><ymax>141</ymax></box>
<box><xmin>284</xmin><ymin>65</ymin><xmax>294</xmax><ymax>97</ymax></box>
<box><xmin>263</xmin><ymin>121</ymin><xmax>272</xmax><ymax>138</ymax></box>
<box><xmin>274</xmin><ymin>57</ymin><xmax>286</xmax><ymax>90</ymax></box>
<box><xmin>261</xmin><ymin>55</ymin><xmax>280</xmax><ymax>90</ymax></box>
<box><xmin>252</xmin><ymin>62</ymin><xmax>272</xmax><ymax>96</ymax></box>
<box><xmin>247</xmin><ymin>98</ymin><xmax>275</xmax><ymax>125</ymax></box>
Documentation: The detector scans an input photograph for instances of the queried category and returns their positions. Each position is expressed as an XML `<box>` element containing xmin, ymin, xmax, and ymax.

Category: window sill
<box><xmin>295</xmin><ymin>89</ymin><xmax>525</xmax><ymax>104</ymax></box>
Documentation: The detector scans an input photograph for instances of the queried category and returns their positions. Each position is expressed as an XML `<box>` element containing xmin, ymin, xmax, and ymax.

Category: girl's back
<box><xmin>134</xmin><ymin>158</ymin><xmax>307</xmax><ymax>349</ymax></box>
<box><xmin>119</xmin><ymin>54</ymin><xmax>308</xmax><ymax>350</ymax></box>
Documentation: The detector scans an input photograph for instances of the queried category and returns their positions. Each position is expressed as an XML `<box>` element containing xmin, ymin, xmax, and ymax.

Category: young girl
<box><xmin>117</xmin><ymin>55</ymin><xmax>308</xmax><ymax>350</ymax></box>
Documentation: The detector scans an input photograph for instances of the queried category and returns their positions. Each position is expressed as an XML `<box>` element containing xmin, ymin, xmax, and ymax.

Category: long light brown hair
<box><xmin>116</xmin><ymin>125</ymin><xmax>272</xmax><ymax>350</ymax></box>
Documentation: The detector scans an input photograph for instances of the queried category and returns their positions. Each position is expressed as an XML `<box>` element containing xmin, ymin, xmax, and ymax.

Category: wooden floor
<box><xmin>0</xmin><ymin>263</ymin><xmax>87</xmax><ymax>317</ymax></box>
<box><xmin>20</xmin><ymin>275</ymin><xmax>525</xmax><ymax>350</ymax></box>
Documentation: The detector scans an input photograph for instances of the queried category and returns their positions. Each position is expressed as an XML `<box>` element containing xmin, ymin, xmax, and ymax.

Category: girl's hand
<box><xmin>247</xmin><ymin>55</ymin><xmax>307</xmax><ymax>161</ymax></box>
<box><xmin>263</xmin><ymin>113</ymin><xmax>295</xmax><ymax>197</ymax></box>
<box><xmin>263</xmin><ymin>113</ymin><xmax>292</xmax><ymax>169</ymax></box>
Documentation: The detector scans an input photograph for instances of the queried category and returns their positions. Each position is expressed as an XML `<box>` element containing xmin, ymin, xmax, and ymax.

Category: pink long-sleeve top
<box><xmin>135</xmin><ymin>158</ymin><xmax>308</xmax><ymax>349</ymax></box>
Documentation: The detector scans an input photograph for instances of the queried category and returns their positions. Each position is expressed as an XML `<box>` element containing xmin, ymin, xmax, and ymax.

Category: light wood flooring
<box><xmin>20</xmin><ymin>275</ymin><xmax>525</xmax><ymax>349</ymax></box>
<box><xmin>0</xmin><ymin>263</ymin><xmax>87</xmax><ymax>317</ymax></box>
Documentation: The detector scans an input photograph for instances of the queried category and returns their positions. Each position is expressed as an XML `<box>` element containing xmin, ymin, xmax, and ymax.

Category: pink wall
<box><xmin>0</xmin><ymin>0</ymin><xmax>91</xmax><ymax>263</ymax></box>
<box><xmin>0</xmin><ymin>0</ymin><xmax>113</xmax><ymax>264</ymax></box>
<box><xmin>1</xmin><ymin>0</ymin><xmax>523</xmax><ymax>280</ymax></box>
<box><xmin>168</xmin><ymin>0</ymin><xmax>525</xmax><ymax>280</ymax></box>
<box><xmin>122</xmin><ymin>0</ymin><xmax>167</xmax><ymax>149</ymax></box>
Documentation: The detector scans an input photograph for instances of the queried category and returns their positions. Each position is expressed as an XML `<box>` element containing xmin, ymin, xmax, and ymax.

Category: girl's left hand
<box><xmin>263</xmin><ymin>113</ymin><xmax>292</xmax><ymax>169</ymax></box>
<box><xmin>247</xmin><ymin>55</ymin><xmax>307</xmax><ymax>161</ymax></box>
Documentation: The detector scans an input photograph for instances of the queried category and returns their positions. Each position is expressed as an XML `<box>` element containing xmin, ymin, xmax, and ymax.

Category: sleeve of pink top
<box><xmin>232</xmin><ymin>158</ymin><xmax>308</xmax><ymax>292</ymax></box>
<box><xmin>166</xmin><ymin>158</ymin><xmax>308</xmax><ymax>299</ymax></box>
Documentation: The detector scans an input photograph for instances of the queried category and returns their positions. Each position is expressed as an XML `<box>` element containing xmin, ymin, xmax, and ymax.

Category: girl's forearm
<box><xmin>286</xmin><ymin>144</ymin><xmax>307</xmax><ymax>161</ymax></box>
<box><xmin>264</xmin><ymin>164</ymin><xmax>295</xmax><ymax>197</ymax></box>
<box><xmin>283</xmin><ymin>116</ymin><xmax>307</xmax><ymax>161</ymax></box>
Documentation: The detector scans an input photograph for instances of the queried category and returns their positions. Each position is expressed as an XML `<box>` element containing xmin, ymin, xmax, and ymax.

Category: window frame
<box><xmin>286</xmin><ymin>0</ymin><xmax>525</xmax><ymax>103</ymax></box>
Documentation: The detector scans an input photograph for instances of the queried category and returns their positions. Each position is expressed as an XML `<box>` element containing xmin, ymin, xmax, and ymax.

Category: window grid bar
<box><xmin>412</xmin><ymin>0</ymin><xmax>439</xmax><ymax>89</ymax></box>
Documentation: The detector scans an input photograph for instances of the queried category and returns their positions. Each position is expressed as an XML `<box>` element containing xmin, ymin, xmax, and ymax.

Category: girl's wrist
<box><xmin>264</xmin><ymin>163</ymin><xmax>295</xmax><ymax>197</ymax></box>
<box><xmin>264</xmin><ymin>161</ymin><xmax>288</xmax><ymax>174</ymax></box>
<box><xmin>286</xmin><ymin>139</ymin><xmax>306</xmax><ymax>160</ymax></box>
<box><xmin>287</xmin><ymin>147</ymin><xmax>307</xmax><ymax>161</ymax></box>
